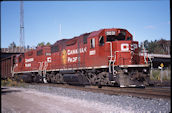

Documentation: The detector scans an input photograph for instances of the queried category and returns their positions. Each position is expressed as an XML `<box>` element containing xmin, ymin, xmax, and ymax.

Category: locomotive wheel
<box><xmin>143</xmin><ymin>75</ymin><xmax>151</xmax><ymax>86</ymax></box>
<box><xmin>33</xmin><ymin>74</ymin><xmax>40</xmax><ymax>83</ymax></box>
<box><xmin>77</xmin><ymin>72</ymin><xmax>90</xmax><ymax>85</ymax></box>
<box><xmin>87</xmin><ymin>72</ymin><xmax>97</xmax><ymax>85</ymax></box>
<box><xmin>96</xmin><ymin>72</ymin><xmax>111</xmax><ymax>86</ymax></box>
<box><xmin>49</xmin><ymin>72</ymin><xmax>56</xmax><ymax>83</ymax></box>
<box><xmin>55</xmin><ymin>73</ymin><xmax>64</xmax><ymax>83</ymax></box>
<box><xmin>46</xmin><ymin>73</ymin><xmax>51</xmax><ymax>83</ymax></box>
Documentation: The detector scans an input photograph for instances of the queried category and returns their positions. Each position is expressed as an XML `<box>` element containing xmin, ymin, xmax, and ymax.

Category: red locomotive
<box><xmin>12</xmin><ymin>28</ymin><xmax>150</xmax><ymax>87</ymax></box>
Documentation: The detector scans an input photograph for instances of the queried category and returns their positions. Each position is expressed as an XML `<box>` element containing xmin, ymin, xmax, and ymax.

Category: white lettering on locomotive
<box><xmin>46</xmin><ymin>53</ymin><xmax>51</xmax><ymax>56</ymax></box>
<box><xmin>25</xmin><ymin>58</ymin><xmax>34</xmax><ymax>63</ymax></box>
<box><xmin>68</xmin><ymin>57</ymin><xmax>77</xmax><ymax>63</ymax></box>
<box><xmin>25</xmin><ymin>63</ymin><xmax>31</xmax><ymax>67</ymax></box>
<box><xmin>67</xmin><ymin>47</ymin><xmax>87</xmax><ymax>56</ymax></box>
<box><xmin>89</xmin><ymin>50</ymin><xmax>96</xmax><ymax>55</ymax></box>
<box><xmin>121</xmin><ymin>43</ymin><xmax>129</xmax><ymax>51</ymax></box>
<box><xmin>47</xmin><ymin>57</ymin><xmax>51</xmax><ymax>62</ymax></box>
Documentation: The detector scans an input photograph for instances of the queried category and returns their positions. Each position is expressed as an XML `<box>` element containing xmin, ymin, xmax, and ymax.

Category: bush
<box><xmin>150</xmin><ymin>69</ymin><xmax>171</xmax><ymax>81</ymax></box>
<box><xmin>1</xmin><ymin>78</ymin><xmax>26</xmax><ymax>87</ymax></box>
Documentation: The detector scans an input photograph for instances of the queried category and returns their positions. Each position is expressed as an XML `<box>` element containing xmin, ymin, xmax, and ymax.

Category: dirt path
<box><xmin>1</xmin><ymin>87</ymin><xmax>102</xmax><ymax>113</ymax></box>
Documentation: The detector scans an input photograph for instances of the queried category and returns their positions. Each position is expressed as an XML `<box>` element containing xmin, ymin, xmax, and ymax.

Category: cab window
<box><xmin>99</xmin><ymin>36</ymin><xmax>104</xmax><ymax>46</ymax></box>
<box><xmin>90</xmin><ymin>38</ymin><xmax>95</xmax><ymax>48</ymax></box>
<box><xmin>51</xmin><ymin>45</ymin><xmax>59</xmax><ymax>53</ymax></box>
<box><xmin>83</xmin><ymin>33</ymin><xmax>90</xmax><ymax>44</ymax></box>
<box><xmin>37</xmin><ymin>49</ymin><xmax>43</xmax><ymax>56</ymax></box>
<box><xmin>127</xmin><ymin>37</ymin><xmax>132</xmax><ymax>40</ymax></box>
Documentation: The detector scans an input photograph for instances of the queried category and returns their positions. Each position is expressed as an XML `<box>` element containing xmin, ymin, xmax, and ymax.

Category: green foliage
<box><xmin>142</xmin><ymin>38</ymin><xmax>170</xmax><ymax>54</ymax></box>
<box><xmin>1</xmin><ymin>78</ymin><xmax>26</xmax><ymax>87</ymax></box>
<box><xmin>151</xmin><ymin>70</ymin><xmax>160</xmax><ymax>80</ymax></box>
<box><xmin>150</xmin><ymin>69</ymin><xmax>171</xmax><ymax>81</ymax></box>
<box><xmin>46</xmin><ymin>42</ymin><xmax>51</xmax><ymax>46</ymax></box>
<box><xmin>37</xmin><ymin>42</ymin><xmax>45</xmax><ymax>47</ymax></box>
<box><xmin>37</xmin><ymin>42</ymin><xmax>51</xmax><ymax>47</ymax></box>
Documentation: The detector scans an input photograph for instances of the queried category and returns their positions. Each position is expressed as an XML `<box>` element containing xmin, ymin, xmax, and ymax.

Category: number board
<box><xmin>106</xmin><ymin>31</ymin><xmax>116</xmax><ymax>35</ymax></box>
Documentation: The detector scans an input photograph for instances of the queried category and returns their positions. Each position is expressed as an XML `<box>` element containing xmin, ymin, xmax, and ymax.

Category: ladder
<box><xmin>38</xmin><ymin>62</ymin><xmax>43</xmax><ymax>76</ymax></box>
<box><xmin>107</xmin><ymin>42</ymin><xmax>116</xmax><ymax>75</ymax></box>
<box><xmin>43</xmin><ymin>61</ymin><xmax>48</xmax><ymax>83</ymax></box>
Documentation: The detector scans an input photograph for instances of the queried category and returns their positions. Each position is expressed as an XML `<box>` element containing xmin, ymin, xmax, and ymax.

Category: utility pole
<box><xmin>20</xmin><ymin>1</ymin><xmax>25</xmax><ymax>52</ymax></box>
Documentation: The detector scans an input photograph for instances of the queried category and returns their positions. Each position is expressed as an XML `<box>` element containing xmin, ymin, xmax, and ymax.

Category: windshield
<box><xmin>106</xmin><ymin>30</ymin><xmax>126</xmax><ymax>42</ymax></box>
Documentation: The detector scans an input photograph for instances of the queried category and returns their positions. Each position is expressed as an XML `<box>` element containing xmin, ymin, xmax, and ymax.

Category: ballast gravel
<box><xmin>2</xmin><ymin>84</ymin><xmax>171</xmax><ymax>113</ymax></box>
<box><xmin>24</xmin><ymin>85</ymin><xmax>171</xmax><ymax>112</ymax></box>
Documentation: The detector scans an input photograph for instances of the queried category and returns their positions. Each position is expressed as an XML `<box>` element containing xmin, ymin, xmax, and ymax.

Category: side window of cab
<box><xmin>37</xmin><ymin>49</ymin><xmax>43</xmax><ymax>56</ymax></box>
<box><xmin>99</xmin><ymin>36</ymin><xmax>104</xmax><ymax>46</ymax></box>
<box><xmin>90</xmin><ymin>38</ymin><xmax>95</xmax><ymax>48</ymax></box>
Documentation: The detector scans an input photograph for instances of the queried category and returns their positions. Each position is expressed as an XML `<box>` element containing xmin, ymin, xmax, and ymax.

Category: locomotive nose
<box><xmin>112</xmin><ymin>41</ymin><xmax>140</xmax><ymax>65</ymax></box>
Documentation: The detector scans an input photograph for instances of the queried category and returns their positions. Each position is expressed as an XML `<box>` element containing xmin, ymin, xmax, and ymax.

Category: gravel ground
<box><xmin>2</xmin><ymin>84</ymin><xmax>171</xmax><ymax>113</ymax></box>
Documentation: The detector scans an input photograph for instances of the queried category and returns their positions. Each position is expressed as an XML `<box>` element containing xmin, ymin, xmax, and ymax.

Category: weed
<box><xmin>1</xmin><ymin>78</ymin><xmax>26</xmax><ymax>87</ymax></box>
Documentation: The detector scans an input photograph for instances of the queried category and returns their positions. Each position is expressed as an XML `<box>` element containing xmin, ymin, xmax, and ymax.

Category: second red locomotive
<box><xmin>12</xmin><ymin>28</ymin><xmax>150</xmax><ymax>87</ymax></box>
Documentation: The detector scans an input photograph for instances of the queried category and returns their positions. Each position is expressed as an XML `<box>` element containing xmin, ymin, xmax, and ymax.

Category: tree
<box><xmin>158</xmin><ymin>38</ymin><xmax>168</xmax><ymax>54</ymax></box>
<box><xmin>9</xmin><ymin>42</ymin><xmax>16</xmax><ymax>48</ymax></box>
<box><xmin>37</xmin><ymin>42</ymin><xmax>45</xmax><ymax>47</ymax></box>
<box><xmin>46</xmin><ymin>42</ymin><xmax>51</xmax><ymax>46</ymax></box>
<box><xmin>148</xmin><ymin>40</ymin><xmax>158</xmax><ymax>53</ymax></box>
<box><xmin>143</xmin><ymin>40</ymin><xmax>149</xmax><ymax>50</ymax></box>
<box><xmin>141</xmin><ymin>38</ymin><xmax>170</xmax><ymax>54</ymax></box>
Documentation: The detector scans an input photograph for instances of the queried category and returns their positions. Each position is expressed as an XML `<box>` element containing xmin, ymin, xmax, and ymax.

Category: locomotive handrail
<box><xmin>106</xmin><ymin>42</ymin><xmax>113</xmax><ymax>59</ymax></box>
<box><xmin>43</xmin><ymin>61</ymin><xmax>48</xmax><ymax>83</ymax></box>
<box><xmin>38</xmin><ymin>62</ymin><xmax>43</xmax><ymax>71</ymax></box>
<box><xmin>11</xmin><ymin>64</ymin><xmax>16</xmax><ymax>77</ymax></box>
<box><xmin>148</xmin><ymin>55</ymin><xmax>153</xmax><ymax>70</ymax></box>
<box><xmin>112</xmin><ymin>51</ymin><xmax>117</xmax><ymax>75</ymax></box>
<box><xmin>38</xmin><ymin>62</ymin><xmax>43</xmax><ymax>77</ymax></box>
<box><xmin>106</xmin><ymin>42</ymin><xmax>113</xmax><ymax>74</ymax></box>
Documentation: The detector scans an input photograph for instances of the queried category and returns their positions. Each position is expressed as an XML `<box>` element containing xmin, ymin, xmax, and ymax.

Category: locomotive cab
<box><xmin>102</xmin><ymin>29</ymin><xmax>150</xmax><ymax>87</ymax></box>
<box><xmin>103</xmin><ymin>29</ymin><xmax>147</xmax><ymax>65</ymax></box>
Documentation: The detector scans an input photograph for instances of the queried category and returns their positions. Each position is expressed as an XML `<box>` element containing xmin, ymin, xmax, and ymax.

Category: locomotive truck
<box><xmin>2</xmin><ymin>28</ymin><xmax>151</xmax><ymax>87</ymax></box>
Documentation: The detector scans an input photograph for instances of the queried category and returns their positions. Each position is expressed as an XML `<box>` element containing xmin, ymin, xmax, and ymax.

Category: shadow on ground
<box><xmin>1</xmin><ymin>87</ymin><xmax>21</xmax><ymax>95</ymax></box>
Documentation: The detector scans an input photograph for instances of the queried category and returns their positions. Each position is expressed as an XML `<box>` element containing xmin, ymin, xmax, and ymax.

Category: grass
<box><xmin>1</xmin><ymin>78</ymin><xmax>26</xmax><ymax>87</ymax></box>
<box><xmin>150</xmin><ymin>69</ymin><xmax>171</xmax><ymax>81</ymax></box>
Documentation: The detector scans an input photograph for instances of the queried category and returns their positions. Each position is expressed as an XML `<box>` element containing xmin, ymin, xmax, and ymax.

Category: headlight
<box><xmin>123</xmin><ymin>69</ymin><xmax>128</xmax><ymax>74</ymax></box>
<box><xmin>143</xmin><ymin>69</ymin><xmax>147</xmax><ymax>73</ymax></box>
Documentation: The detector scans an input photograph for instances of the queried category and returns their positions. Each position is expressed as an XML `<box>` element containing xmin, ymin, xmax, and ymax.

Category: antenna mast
<box><xmin>59</xmin><ymin>24</ymin><xmax>61</xmax><ymax>38</ymax></box>
<box><xmin>20</xmin><ymin>1</ymin><xmax>25</xmax><ymax>52</ymax></box>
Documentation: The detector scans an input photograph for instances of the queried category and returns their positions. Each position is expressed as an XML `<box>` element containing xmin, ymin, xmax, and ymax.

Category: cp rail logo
<box><xmin>62</xmin><ymin>49</ymin><xmax>67</xmax><ymax>65</ymax></box>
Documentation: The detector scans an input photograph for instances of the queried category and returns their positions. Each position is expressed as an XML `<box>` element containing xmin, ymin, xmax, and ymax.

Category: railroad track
<box><xmin>85</xmin><ymin>86</ymin><xmax>171</xmax><ymax>99</ymax></box>
<box><xmin>29</xmin><ymin>83</ymin><xmax>171</xmax><ymax>99</ymax></box>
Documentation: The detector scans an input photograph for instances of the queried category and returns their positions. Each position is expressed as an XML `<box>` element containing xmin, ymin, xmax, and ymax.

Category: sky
<box><xmin>1</xmin><ymin>0</ymin><xmax>170</xmax><ymax>48</ymax></box>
